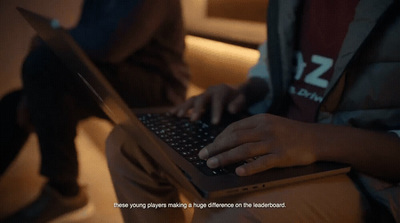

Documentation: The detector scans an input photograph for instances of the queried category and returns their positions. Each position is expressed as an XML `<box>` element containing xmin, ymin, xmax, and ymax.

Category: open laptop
<box><xmin>17</xmin><ymin>7</ymin><xmax>350</xmax><ymax>199</ymax></box>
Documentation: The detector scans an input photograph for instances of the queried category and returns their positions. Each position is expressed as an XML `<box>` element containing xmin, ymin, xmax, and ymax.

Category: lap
<box><xmin>192</xmin><ymin>174</ymin><xmax>369</xmax><ymax>223</ymax></box>
<box><xmin>107</xmin><ymin>125</ymin><xmax>371</xmax><ymax>223</ymax></box>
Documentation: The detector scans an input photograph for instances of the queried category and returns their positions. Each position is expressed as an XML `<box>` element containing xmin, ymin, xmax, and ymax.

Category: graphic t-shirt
<box><xmin>286</xmin><ymin>0</ymin><xmax>359</xmax><ymax>122</ymax></box>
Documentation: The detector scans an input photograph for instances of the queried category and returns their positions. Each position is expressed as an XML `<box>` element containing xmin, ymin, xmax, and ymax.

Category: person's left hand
<box><xmin>198</xmin><ymin>114</ymin><xmax>319</xmax><ymax>176</ymax></box>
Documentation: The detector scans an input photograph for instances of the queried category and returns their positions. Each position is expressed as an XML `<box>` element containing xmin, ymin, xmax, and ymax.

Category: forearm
<box><xmin>312</xmin><ymin>123</ymin><xmax>400</xmax><ymax>182</ymax></box>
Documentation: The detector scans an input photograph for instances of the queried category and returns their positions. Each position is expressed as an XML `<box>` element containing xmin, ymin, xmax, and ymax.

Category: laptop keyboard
<box><xmin>138</xmin><ymin>113</ymin><xmax>242</xmax><ymax>176</ymax></box>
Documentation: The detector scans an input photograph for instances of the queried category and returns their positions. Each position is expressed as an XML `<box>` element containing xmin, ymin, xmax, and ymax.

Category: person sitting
<box><xmin>0</xmin><ymin>0</ymin><xmax>189</xmax><ymax>222</ymax></box>
<box><xmin>106</xmin><ymin>0</ymin><xmax>400</xmax><ymax>222</ymax></box>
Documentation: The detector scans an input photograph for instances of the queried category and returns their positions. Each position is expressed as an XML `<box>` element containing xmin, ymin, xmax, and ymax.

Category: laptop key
<box><xmin>138</xmin><ymin>113</ymin><xmax>236</xmax><ymax>176</ymax></box>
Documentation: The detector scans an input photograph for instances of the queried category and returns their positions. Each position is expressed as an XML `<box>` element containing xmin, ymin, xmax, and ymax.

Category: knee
<box><xmin>105</xmin><ymin>135</ymin><xmax>122</xmax><ymax>173</ymax></box>
<box><xmin>105</xmin><ymin>126</ymin><xmax>130</xmax><ymax>173</ymax></box>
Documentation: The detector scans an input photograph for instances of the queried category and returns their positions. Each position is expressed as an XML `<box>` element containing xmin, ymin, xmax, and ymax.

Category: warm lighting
<box><xmin>184</xmin><ymin>35</ymin><xmax>259</xmax><ymax>95</ymax></box>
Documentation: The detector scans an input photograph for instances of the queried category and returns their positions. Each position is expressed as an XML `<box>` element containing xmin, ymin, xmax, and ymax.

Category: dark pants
<box><xmin>2</xmin><ymin>44</ymin><xmax>174</xmax><ymax>185</ymax></box>
<box><xmin>0</xmin><ymin>90</ymin><xmax>30</xmax><ymax>175</ymax></box>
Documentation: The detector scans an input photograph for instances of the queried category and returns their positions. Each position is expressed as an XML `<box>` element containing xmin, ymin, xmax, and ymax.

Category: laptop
<box><xmin>17</xmin><ymin>7</ymin><xmax>350</xmax><ymax>199</ymax></box>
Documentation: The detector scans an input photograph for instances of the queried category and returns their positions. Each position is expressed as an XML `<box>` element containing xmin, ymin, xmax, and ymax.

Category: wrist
<box><xmin>306</xmin><ymin>123</ymin><xmax>335</xmax><ymax>163</ymax></box>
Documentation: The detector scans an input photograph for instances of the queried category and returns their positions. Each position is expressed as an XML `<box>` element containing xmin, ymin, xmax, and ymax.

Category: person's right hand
<box><xmin>170</xmin><ymin>84</ymin><xmax>246</xmax><ymax>124</ymax></box>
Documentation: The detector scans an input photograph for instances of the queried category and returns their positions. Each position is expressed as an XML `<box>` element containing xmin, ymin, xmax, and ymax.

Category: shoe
<box><xmin>2</xmin><ymin>184</ymin><xmax>94</xmax><ymax>223</ymax></box>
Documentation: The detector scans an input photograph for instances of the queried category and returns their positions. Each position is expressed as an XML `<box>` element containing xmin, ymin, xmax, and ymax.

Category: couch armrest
<box><xmin>184</xmin><ymin>35</ymin><xmax>259</xmax><ymax>98</ymax></box>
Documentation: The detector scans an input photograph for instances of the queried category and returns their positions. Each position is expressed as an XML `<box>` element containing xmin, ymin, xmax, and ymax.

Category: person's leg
<box><xmin>0</xmin><ymin>90</ymin><xmax>31</xmax><ymax>175</ymax></box>
<box><xmin>21</xmin><ymin>45</ymin><xmax>98</xmax><ymax>195</ymax></box>
<box><xmin>106</xmin><ymin>125</ymin><xmax>186</xmax><ymax>223</ymax></box>
<box><xmin>191</xmin><ymin>174</ymin><xmax>371</xmax><ymax>223</ymax></box>
<box><xmin>2</xmin><ymin>44</ymin><xmax>102</xmax><ymax>222</ymax></box>
<box><xmin>19</xmin><ymin>41</ymin><xmax>180</xmax><ymax>206</ymax></box>
<box><xmin>107</xmin><ymin>124</ymin><xmax>371</xmax><ymax>222</ymax></box>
